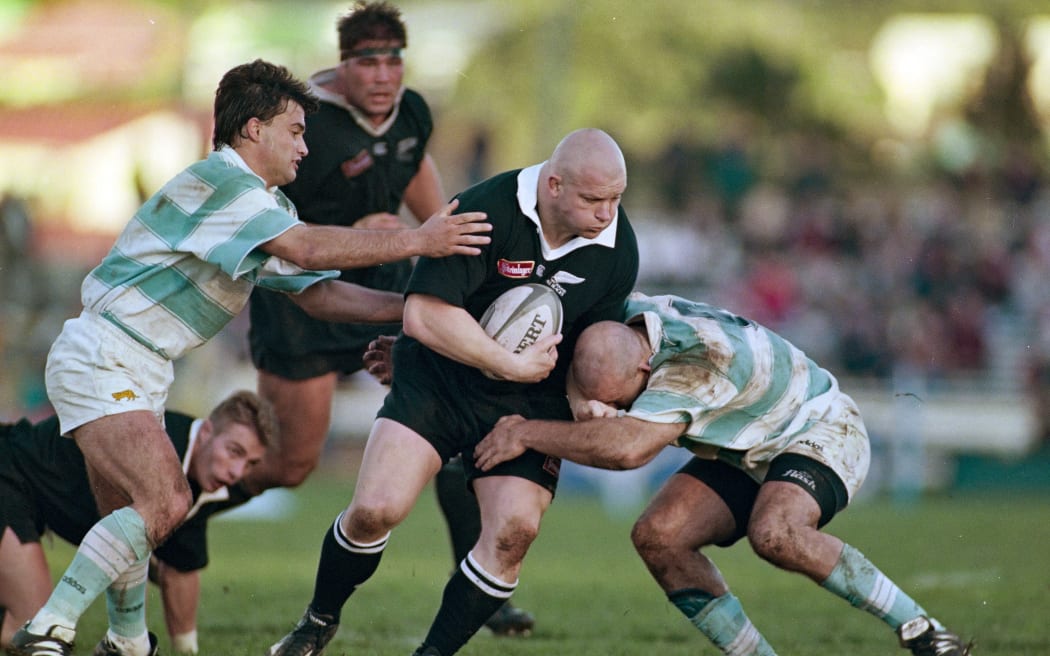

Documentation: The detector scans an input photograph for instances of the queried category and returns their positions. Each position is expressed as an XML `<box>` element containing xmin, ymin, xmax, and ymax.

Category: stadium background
<box><xmin>1</xmin><ymin>0</ymin><xmax>1049</xmax><ymax>529</ymax></box>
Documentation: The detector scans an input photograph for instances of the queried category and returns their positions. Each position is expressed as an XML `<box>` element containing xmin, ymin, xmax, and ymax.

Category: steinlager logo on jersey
<box><xmin>497</xmin><ymin>259</ymin><xmax>534</xmax><ymax>278</ymax></box>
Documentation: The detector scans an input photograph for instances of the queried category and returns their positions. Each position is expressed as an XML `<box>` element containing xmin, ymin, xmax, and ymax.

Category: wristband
<box><xmin>173</xmin><ymin>629</ymin><xmax>198</xmax><ymax>654</ymax></box>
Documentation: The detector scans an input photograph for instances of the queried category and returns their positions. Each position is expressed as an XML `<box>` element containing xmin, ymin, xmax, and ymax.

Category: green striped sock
<box><xmin>30</xmin><ymin>507</ymin><xmax>149</xmax><ymax>633</ymax></box>
<box><xmin>669</xmin><ymin>589</ymin><xmax>777</xmax><ymax>655</ymax></box>
<box><xmin>106</xmin><ymin>555</ymin><xmax>149</xmax><ymax>638</ymax></box>
<box><xmin>821</xmin><ymin>543</ymin><xmax>928</xmax><ymax>630</ymax></box>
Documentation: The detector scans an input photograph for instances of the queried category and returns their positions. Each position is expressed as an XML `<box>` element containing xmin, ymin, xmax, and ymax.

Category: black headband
<box><xmin>341</xmin><ymin>46</ymin><xmax>403</xmax><ymax>60</ymax></box>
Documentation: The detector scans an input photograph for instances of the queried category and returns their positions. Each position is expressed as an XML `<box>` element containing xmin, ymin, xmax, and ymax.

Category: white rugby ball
<box><xmin>479</xmin><ymin>283</ymin><xmax>563</xmax><ymax>378</ymax></box>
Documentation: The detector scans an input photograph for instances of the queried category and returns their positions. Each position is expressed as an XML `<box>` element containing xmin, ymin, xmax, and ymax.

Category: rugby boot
<box><xmin>484</xmin><ymin>602</ymin><xmax>535</xmax><ymax>637</ymax></box>
<box><xmin>92</xmin><ymin>631</ymin><xmax>159</xmax><ymax>656</ymax></box>
<box><xmin>266</xmin><ymin>608</ymin><xmax>338</xmax><ymax>656</ymax></box>
<box><xmin>6</xmin><ymin>623</ymin><xmax>75</xmax><ymax>656</ymax></box>
<box><xmin>898</xmin><ymin>616</ymin><xmax>974</xmax><ymax>656</ymax></box>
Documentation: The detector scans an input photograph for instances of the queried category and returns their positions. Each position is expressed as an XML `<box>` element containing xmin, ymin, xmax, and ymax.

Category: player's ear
<box><xmin>244</xmin><ymin>117</ymin><xmax>263</xmax><ymax>143</ymax></box>
<box><xmin>547</xmin><ymin>173</ymin><xmax>562</xmax><ymax>197</ymax></box>
<box><xmin>198</xmin><ymin>419</ymin><xmax>214</xmax><ymax>442</ymax></box>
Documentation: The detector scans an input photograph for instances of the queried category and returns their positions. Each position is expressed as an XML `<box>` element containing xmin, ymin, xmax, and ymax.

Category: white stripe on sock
<box><xmin>331</xmin><ymin>512</ymin><xmax>390</xmax><ymax>554</ymax></box>
<box><xmin>724</xmin><ymin>620</ymin><xmax>762</xmax><ymax>656</ymax></box>
<box><xmin>865</xmin><ymin>573</ymin><xmax>898</xmax><ymax>617</ymax></box>
<box><xmin>81</xmin><ymin>524</ymin><xmax>139</xmax><ymax>580</ymax></box>
<box><xmin>460</xmin><ymin>552</ymin><xmax>516</xmax><ymax>599</ymax></box>
<box><xmin>111</xmin><ymin>557</ymin><xmax>149</xmax><ymax>588</ymax></box>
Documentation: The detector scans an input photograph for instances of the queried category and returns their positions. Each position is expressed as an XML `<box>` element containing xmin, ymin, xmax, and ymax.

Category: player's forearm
<box><xmin>156</xmin><ymin>564</ymin><xmax>200</xmax><ymax>641</ymax></box>
<box><xmin>403</xmin><ymin>295</ymin><xmax>517</xmax><ymax>373</ymax></box>
<box><xmin>518</xmin><ymin>417</ymin><xmax>678</xmax><ymax>470</ymax></box>
<box><xmin>291</xmin><ymin>281</ymin><xmax>404</xmax><ymax>324</ymax></box>
<box><xmin>271</xmin><ymin>224</ymin><xmax>423</xmax><ymax>270</ymax></box>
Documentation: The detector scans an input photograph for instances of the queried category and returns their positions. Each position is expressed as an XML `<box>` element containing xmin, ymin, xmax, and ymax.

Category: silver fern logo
<box><xmin>546</xmin><ymin>271</ymin><xmax>585</xmax><ymax>296</ymax></box>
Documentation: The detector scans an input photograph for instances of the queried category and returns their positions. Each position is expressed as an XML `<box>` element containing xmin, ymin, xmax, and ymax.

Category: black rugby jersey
<box><xmin>283</xmin><ymin>87</ymin><xmax>431</xmax><ymax>226</ymax></box>
<box><xmin>249</xmin><ymin>84</ymin><xmax>433</xmax><ymax>365</ymax></box>
<box><xmin>0</xmin><ymin>412</ymin><xmax>217</xmax><ymax>572</ymax></box>
<box><xmin>401</xmin><ymin>164</ymin><xmax>640</xmax><ymax>397</ymax></box>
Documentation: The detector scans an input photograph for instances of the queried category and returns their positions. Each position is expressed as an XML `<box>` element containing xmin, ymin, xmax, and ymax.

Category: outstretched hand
<box><xmin>363</xmin><ymin>335</ymin><xmax>397</xmax><ymax>385</ymax></box>
<box><xmin>417</xmin><ymin>199</ymin><xmax>492</xmax><ymax>257</ymax></box>
<box><xmin>474</xmin><ymin>414</ymin><xmax>529</xmax><ymax>471</ymax></box>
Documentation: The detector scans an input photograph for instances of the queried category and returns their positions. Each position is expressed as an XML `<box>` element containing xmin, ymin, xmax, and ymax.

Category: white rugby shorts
<box><xmin>45</xmin><ymin>311</ymin><xmax>174</xmax><ymax>435</ymax></box>
<box><xmin>744</xmin><ymin>393</ymin><xmax>871</xmax><ymax>502</ymax></box>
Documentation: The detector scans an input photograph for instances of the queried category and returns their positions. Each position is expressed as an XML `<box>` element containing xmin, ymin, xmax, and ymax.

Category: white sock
<box><xmin>105</xmin><ymin>629</ymin><xmax>152</xmax><ymax>656</ymax></box>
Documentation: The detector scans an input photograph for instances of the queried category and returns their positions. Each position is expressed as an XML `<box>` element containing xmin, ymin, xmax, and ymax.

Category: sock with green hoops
<box><xmin>103</xmin><ymin>555</ymin><xmax>152</xmax><ymax>655</ymax></box>
<box><xmin>820</xmin><ymin>543</ymin><xmax>930</xmax><ymax>630</ymax></box>
<box><xmin>29</xmin><ymin>507</ymin><xmax>150</xmax><ymax>635</ymax></box>
<box><xmin>668</xmin><ymin>588</ymin><xmax>777</xmax><ymax>655</ymax></box>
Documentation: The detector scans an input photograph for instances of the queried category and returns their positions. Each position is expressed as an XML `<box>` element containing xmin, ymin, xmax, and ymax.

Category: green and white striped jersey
<box><xmin>81</xmin><ymin>147</ymin><xmax>337</xmax><ymax>360</ymax></box>
<box><xmin>624</xmin><ymin>293</ymin><xmax>840</xmax><ymax>458</ymax></box>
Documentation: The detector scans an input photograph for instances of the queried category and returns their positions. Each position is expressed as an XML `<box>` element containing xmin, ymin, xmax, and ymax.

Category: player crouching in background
<box><xmin>0</xmin><ymin>391</ymin><xmax>275</xmax><ymax>656</ymax></box>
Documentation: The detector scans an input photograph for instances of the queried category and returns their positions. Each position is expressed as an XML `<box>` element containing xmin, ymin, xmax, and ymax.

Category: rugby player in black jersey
<box><xmin>268</xmin><ymin>128</ymin><xmax>639</xmax><ymax>656</ymax></box>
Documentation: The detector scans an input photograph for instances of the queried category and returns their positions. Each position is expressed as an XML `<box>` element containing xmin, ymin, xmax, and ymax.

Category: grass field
<box><xmin>49</xmin><ymin>471</ymin><xmax>1049</xmax><ymax>655</ymax></box>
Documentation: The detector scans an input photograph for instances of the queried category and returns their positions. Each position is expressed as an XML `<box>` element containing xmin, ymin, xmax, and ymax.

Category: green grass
<box><xmin>47</xmin><ymin>474</ymin><xmax>1050</xmax><ymax>655</ymax></box>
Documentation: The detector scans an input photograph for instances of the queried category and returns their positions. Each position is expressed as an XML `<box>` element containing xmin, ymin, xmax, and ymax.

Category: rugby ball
<box><xmin>479</xmin><ymin>283</ymin><xmax>563</xmax><ymax>378</ymax></box>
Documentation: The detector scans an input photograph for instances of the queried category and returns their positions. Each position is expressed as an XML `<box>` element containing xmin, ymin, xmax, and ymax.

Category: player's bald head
<box><xmin>573</xmin><ymin>320</ymin><xmax>649</xmax><ymax>406</ymax></box>
<box><xmin>549</xmin><ymin>128</ymin><xmax>626</xmax><ymax>187</ymax></box>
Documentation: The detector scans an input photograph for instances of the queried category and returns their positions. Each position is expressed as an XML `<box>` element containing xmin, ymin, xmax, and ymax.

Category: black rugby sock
<box><xmin>420</xmin><ymin>555</ymin><xmax>514</xmax><ymax>655</ymax></box>
<box><xmin>309</xmin><ymin>513</ymin><xmax>387</xmax><ymax>620</ymax></box>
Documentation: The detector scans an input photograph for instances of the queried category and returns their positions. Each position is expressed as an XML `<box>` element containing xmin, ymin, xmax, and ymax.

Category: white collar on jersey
<box><xmin>216</xmin><ymin>146</ymin><xmax>277</xmax><ymax>194</ymax></box>
<box><xmin>516</xmin><ymin>162</ymin><xmax>619</xmax><ymax>260</ymax></box>
<box><xmin>308</xmin><ymin>68</ymin><xmax>406</xmax><ymax>138</ymax></box>
<box><xmin>626</xmin><ymin>310</ymin><xmax>662</xmax><ymax>366</ymax></box>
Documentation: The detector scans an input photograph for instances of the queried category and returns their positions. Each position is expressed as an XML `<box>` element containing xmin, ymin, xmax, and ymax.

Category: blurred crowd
<box><xmin>642</xmin><ymin>129</ymin><xmax>1050</xmax><ymax>442</ymax></box>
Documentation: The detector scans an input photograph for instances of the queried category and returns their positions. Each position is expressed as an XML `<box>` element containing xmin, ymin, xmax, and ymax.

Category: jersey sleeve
<box><xmin>626</xmin><ymin>384</ymin><xmax>697</xmax><ymax>425</ymax></box>
<box><xmin>204</xmin><ymin>188</ymin><xmax>336</xmax><ymax>288</ymax></box>
<box><xmin>403</xmin><ymin>173</ymin><xmax>517</xmax><ymax>308</ymax></box>
<box><xmin>248</xmin><ymin>259</ymin><xmax>339</xmax><ymax>294</ymax></box>
<box><xmin>400</xmin><ymin>89</ymin><xmax>434</xmax><ymax>168</ymax></box>
<box><xmin>204</xmin><ymin>185</ymin><xmax>338</xmax><ymax>293</ymax></box>
<box><xmin>166</xmin><ymin>171</ymin><xmax>336</xmax><ymax>290</ymax></box>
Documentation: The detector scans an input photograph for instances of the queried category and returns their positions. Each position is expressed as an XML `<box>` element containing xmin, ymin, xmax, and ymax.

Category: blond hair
<box><xmin>208</xmin><ymin>390</ymin><xmax>278</xmax><ymax>448</ymax></box>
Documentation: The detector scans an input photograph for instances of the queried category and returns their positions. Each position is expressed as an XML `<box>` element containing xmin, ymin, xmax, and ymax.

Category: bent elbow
<box><xmin>611</xmin><ymin>445</ymin><xmax>660</xmax><ymax>471</ymax></box>
<box><xmin>618</xmin><ymin>451</ymin><xmax>653</xmax><ymax>471</ymax></box>
<box><xmin>402</xmin><ymin>300</ymin><xmax>426</xmax><ymax>340</ymax></box>
<box><xmin>264</xmin><ymin>226</ymin><xmax>320</xmax><ymax>270</ymax></box>
<box><xmin>288</xmin><ymin>284</ymin><xmax>326</xmax><ymax>319</ymax></box>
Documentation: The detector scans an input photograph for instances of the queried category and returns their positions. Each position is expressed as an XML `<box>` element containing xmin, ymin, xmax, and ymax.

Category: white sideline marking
<box><xmin>911</xmin><ymin>569</ymin><xmax>1001</xmax><ymax>590</ymax></box>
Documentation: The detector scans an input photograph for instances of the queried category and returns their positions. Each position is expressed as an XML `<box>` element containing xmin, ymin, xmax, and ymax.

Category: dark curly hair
<box><xmin>337</xmin><ymin>1</ymin><xmax>407</xmax><ymax>60</ymax></box>
<box><xmin>212</xmin><ymin>59</ymin><xmax>320</xmax><ymax>150</ymax></box>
